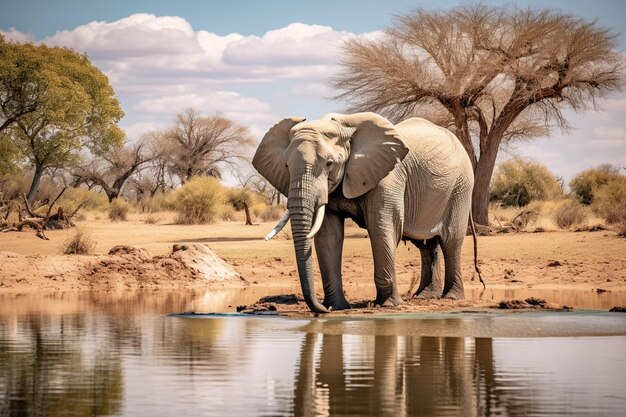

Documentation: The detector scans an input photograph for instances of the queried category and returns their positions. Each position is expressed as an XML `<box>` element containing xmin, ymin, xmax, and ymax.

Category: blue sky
<box><xmin>1</xmin><ymin>0</ymin><xmax>625</xmax><ymax>181</ymax></box>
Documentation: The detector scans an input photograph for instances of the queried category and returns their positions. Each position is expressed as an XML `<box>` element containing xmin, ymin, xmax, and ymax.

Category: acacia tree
<box><xmin>7</xmin><ymin>42</ymin><xmax>124</xmax><ymax>204</ymax></box>
<box><xmin>158</xmin><ymin>108</ymin><xmax>254</xmax><ymax>184</ymax></box>
<box><xmin>74</xmin><ymin>140</ymin><xmax>154</xmax><ymax>202</ymax></box>
<box><xmin>332</xmin><ymin>5</ymin><xmax>624</xmax><ymax>224</ymax></box>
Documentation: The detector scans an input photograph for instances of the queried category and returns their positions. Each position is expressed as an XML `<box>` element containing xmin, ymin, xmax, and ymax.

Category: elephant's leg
<box><xmin>441</xmin><ymin>237</ymin><xmax>465</xmax><ymax>299</ymax></box>
<box><xmin>370</xmin><ymin>234</ymin><xmax>402</xmax><ymax>306</ymax></box>
<box><xmin>413</xmin><ymin>237</ymin><xmax>443</xmax><ymax>299</ymax></box>
<box><xmin>368</xmin><ymin>227</ymin><xmax>404</xmax><ymax>307</ymax></box>
<box><xmin>315</xmin><ymin>210</ymin><xmax>350</xmax><ymax>310</ymax></box>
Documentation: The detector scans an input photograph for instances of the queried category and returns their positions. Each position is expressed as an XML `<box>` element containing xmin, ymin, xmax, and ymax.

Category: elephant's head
<box><xmin>252</xmin><ymin>112</ymin><xmax>408</xmax><ymax>313</ymax></box>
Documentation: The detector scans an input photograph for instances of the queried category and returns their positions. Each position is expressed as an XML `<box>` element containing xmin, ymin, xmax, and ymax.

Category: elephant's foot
<box><xmin>323</xmin><ymin>295</ymin><xmax>351</xmax><ymax>311</ymax></box>
<box><xmin>442</xmin><ymin>288</ymin><xmax>465</xmax><ymax>300</ymax></box>
<box><xmin>375</xmin><ymin>293</ymin><xmax>404</xmax><ymax>307</ymax></box>
<box><xmin>414</xmin><ymin>284</ymin><xmax>443</xmax><ymax>299</ymax></box>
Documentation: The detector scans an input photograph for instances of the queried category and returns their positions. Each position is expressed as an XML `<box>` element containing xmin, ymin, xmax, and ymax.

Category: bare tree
<box><xmin>74</xmin><ymin>140</ymin><xmax>154</xmax><ymax>202</ymax></box>
<box><xmin>332</xmin><ymin>5</ymin><xmax>624</xmax><ymax>224</ymax></box>
<box><xmin>159</xmin><ymin>108</ymin><xmax>254</xmax><ymax>184</ymax></box>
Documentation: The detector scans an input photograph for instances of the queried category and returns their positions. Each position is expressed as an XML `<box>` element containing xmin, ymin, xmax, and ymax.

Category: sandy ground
<box><xmin>0</xmin><ymin>215</ymin><xmax>625</xmax><ymax>313</ymax></box>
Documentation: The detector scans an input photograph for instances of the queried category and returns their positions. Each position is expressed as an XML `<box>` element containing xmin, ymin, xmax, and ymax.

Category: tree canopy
<box><xmin>156</xmin><ymin>107</ymin><xmax>254</xmax><ymax>184</ymax></box>
<box><xmin>332</xmin><ymin>5</ymin><xmax>624</xmax><ymax>224</ymax></box>
<box><xmin>0</xmin><ymin>37</ymin><xmax>124</xmax><ymax>203</ymax></box>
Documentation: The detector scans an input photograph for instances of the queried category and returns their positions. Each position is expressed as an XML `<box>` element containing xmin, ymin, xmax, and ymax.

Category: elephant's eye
<box><xmin>326</xmin><ymin>160</ymin><xmax>334</xmax><ymax>168</ymax></box>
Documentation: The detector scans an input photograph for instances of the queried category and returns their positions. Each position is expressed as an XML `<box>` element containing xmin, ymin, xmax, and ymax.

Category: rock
<box><xmin>547</xmin><ymin>260</ymin><xmax>562</xmax><ymax>267</ymax></box>
<box><xmin>171</xmin><ymin>244</ymin><xmax>241</xmax><ymax>282</ymax></box>
<box><xmin>609</xmin><ymin>306</ymin><xmax>626</xmax><ymax>312</ymax></box>
<box><xmin>596</xmin><ymin>288</ymin><xmax>608</xmax><ymax>293</ymax></box>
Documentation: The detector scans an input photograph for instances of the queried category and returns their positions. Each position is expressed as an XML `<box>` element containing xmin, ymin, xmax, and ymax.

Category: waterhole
<box><xmin>0</xmin><ymin>289</ymin><xmax>624</xmax><ymax>416</ymax></box>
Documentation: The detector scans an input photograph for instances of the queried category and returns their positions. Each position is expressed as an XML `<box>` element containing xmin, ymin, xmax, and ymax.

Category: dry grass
<box><xmin>61</xmin><ymin>227</ymin><xmax>96</xmax><ymax>255</ymax></box>
<box><xmin>490</xmin><ymin>200</ymin><xmax>603</xmax><ymax>231</ymax></box>
<box><xmin>108</xmin><ymin>199</ymin><xmax>132</xmax><ymax>221</ymax></box>
<box><xmin>554</xmin><ymin>200</ymin><xmax>589</xmax><ymax>229</ymax></box>
<box><xmin>144</xmin><ymin>214</ymin><xmax>161</xmax><ymax>225</ymax></box>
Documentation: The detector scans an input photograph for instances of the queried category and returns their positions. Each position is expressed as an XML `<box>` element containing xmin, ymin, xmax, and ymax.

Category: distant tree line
<box><xmin>0</xmin><ymin>35</ymin><xmax>282</xmax><ymax>217</ymax></box>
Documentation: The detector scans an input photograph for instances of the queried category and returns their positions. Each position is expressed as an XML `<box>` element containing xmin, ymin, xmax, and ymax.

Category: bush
<box><xmin>62</xmin><ymin>227</ymin><xmax>96</xmax><ymax>254</ymax></box>
<box><xmin>570</xmin><ymin>164</ymin><xmax>621</xmax><ymax>205</ymax></box>
<box><xmin>108</xmin><ymin>198</ymin><xmax>132</xmax><ymax>221</ymax></box>
<box><xmin>259</xmin><ymin>204</ymin><xmax>286</xmax><ymax>221</ymax></box>
<box><xmin>59</xmin><ymin>187</ymin><xmax>109</xmax><ymax>212</ymax></box>
<box><xmin>172</xmin><ymin>176</ymin><xmax>224</xmax><ymax>224</ymax></box>
<box><xmin>491</xmin><ymin>158</ymin><xmax>563</xmax><ymax>207</ymax></box>
<box><xmin>137</xmin><ymin>192</ymin><xmax>172</xmax><ymax>213</ymax></box>
<box><xmin>553</xmin><ymin>199</ymin><xmax>588</xmax><ymax>229</ymax></box>
<box><xmin>144</xmin><ymin>214</ymin><xmax>160</xmax><ymax>224</ymax></box>
<box><xmin>593</xmin><ymin>178</ymin><xmax>626</xmax><ymax>225</ymax></box>
<box><xmin>219</xmin><ymin>204</ymin><xmax>237</xmax><ymax>221</ymax></box>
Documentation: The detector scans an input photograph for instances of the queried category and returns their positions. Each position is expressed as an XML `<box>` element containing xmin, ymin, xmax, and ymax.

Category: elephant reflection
<box><xmin>292</xmin><ymin>321</ymin><xmax>506</xmax><ymax>416</ymax></box>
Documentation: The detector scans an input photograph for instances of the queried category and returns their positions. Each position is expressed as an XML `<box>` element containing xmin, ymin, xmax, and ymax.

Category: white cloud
<box><xmin>3</xmin><ymin>14</ymin><xmax>380</xmax><ymax>140</ymax></box>
<box><xmin>0</xmin><ymin>27</ymin><xmax>34</xmax><ymax>43</ymax></box>
<box><xmin>133</xmin><ymin>91</ymin><xmax>273</xmax><ymax>126</ymax></box>
<box><xmin>46</xmin><ymin>14</ymin><xmax>201</xmax><ymax>59</ymax></box>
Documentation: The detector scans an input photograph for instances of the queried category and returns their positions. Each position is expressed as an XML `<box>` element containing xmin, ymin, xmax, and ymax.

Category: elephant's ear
<box><xmin>252</xmin><ymin>117</ymin><xmax>305</xmax><ymax>196</ymax></box>
<box><xmin>338</xmin><ymin>113</ymin><xmax>409</xmax><ymax>199</ymax></box>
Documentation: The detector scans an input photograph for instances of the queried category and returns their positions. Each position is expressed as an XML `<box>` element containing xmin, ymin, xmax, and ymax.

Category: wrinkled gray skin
<box><xmin>253</xmin><ymin>112</ymin><xmax>473</xmax><ymax>314</ymax></box>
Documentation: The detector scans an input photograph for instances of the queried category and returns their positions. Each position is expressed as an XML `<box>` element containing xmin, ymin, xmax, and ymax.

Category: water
<box><xmin>1</xmin><ymin>290</ymin><xmax>625</xmax><ymax>416</ymax></box>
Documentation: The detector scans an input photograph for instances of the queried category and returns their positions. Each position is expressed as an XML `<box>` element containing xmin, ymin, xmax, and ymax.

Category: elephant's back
<box><xmin>395</xmin><ymin>117</ymin><xmax>472</xmax><ymax>179</ymax></box>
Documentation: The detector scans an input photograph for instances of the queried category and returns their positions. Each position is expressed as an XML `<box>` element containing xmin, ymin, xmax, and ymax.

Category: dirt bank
<box><xmin>0</xmin><ymin>219</ymin><xmax>624</xmax><ymax>313</ymax></box>
<box><xmin>0</xmin><ymin>244</ymin><xmax>245</xmax><ymax>292</ymax></box>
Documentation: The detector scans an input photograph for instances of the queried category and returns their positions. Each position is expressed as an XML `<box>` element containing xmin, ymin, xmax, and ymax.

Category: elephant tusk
<box><xmin>306</xmin><ymin>205</ymin><xmax>326</xmax><ymax>239</ymax></box>
<box><xmin>264</xmin><ymin>210</ymin><xmax>291</xmax><ymax>240</ymax></box>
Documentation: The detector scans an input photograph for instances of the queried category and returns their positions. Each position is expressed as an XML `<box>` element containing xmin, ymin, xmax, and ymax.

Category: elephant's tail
<box><xmin>469</xmin><ymin>210</ymin><xmax>486</xmax><ymax>289</ymax></box>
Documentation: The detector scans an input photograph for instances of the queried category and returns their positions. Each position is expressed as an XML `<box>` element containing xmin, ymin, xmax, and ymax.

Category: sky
<box><xmin>1</xmin><ymin>0</ymin><xmax>625</xmax><ymax>183</ymax></box>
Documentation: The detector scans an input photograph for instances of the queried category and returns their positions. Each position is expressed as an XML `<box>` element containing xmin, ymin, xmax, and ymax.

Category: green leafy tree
<box><xmin>570</xmin><ymin>164</ymin><xmax>621</xmax><ymax>205</ymax></box>
<box><xmin>0</xmin><ymin>35</ymin><xmax>45</xmax><ymax>132</ymax></box>
<box><xmin>3</xmin><ymin>39</ymin><xmax>124</xmax><ymax>204</ymax></box>
<box><xmin>332</xmin><ymin>5</ymin><xmax>624</xmax><ymax>224</ymax></box>
<box><xmin>0</xmin><ymin>132</ymin><xmax>20</xmax><ymax>179</ymax></box>
<box><xmin>491</xmin><ymin>157</ymin><xmax>563</xmax><ymax>206</ymax></box>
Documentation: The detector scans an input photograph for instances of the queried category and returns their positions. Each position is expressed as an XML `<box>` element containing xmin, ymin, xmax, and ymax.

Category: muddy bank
<box><xmin>0</xmin><ymin>244</ymin><xmax>246</xmax><ymax>292</ymax></box>
<box><xmin>232</xmin><ymin>294</ymin><xmax>575</xmax><ymax>317</ymax></box>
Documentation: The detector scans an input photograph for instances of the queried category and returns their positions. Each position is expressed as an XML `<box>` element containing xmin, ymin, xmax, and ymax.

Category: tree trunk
<box><xmin>471</xmin><ymin>141</ymin><xmax>500</xmax><ymax>225</ymax></box>
<box><xmin>26</xmin><ymin>164</ymin><xmax>45</xmax><ymax>206</ymax></box>
<box><xmin>243</xmin><ymin>202</ymin><xmax>252</xmax><ymax>225</ymax></box>
<box><xmin>107</xmin><ymin>190</ymin><xmax>119</xmax><ymax>203</ymax></box>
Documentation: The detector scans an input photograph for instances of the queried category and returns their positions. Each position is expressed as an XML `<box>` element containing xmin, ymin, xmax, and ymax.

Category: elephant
<box><xmin>253</xmin><ymin>112</ymin><xmax>482</xmax><ymax>314</ymax></box>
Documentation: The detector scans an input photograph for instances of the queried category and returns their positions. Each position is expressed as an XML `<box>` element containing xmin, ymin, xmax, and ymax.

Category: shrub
<box><xmin>491</xmin><ymin>158</ymin><xmax>563</xmax><ymax>207</ymax></box>
<box><xmin>144</xmin><ymin>214</ymin><xmax>160</xmax><ymax>224</ymax></box>
<box><xmin>219</xmin><ymin>204</ymin><xmax>237</xmax><ymax>221</ymax></box>
<box><xmin>172</xmin><ymin>176</ymin><xmax>224</xmax><ymax>224</ymax></box>
<box><xmin>554</xmin><ymin>199</ymin><xmax>588</xmax><ymax>229</ymax></box>
<box><xmin>137</xmin><ymin>192</ymin><xmax>171</xmax><ymax>213</ymax></box>
<box><xmin>62</xmin><ymin>227</ymin><xmax>96</xmax><ymax>254</ymax></box>
<box><xmin>108</xmin><ymin>198</ymin><xmax>132</xmax><ymax>221</ymax></box>
<box><xmin>59</xmin><ymin>187</ymin><xmax>109</xmax><ymax>212</ymax></box>
<box><xmin>593</xmin><ymin>178</ymin><xmax>626</xmax><ymax>225</ymax></box>
<box><xmin>570</xmin><ymin>164</ymin><xmax>621</xmax><ymax>205</ymax></box>
<box><xmin>259</xmin><ymin>204</ymin><xmax>286</xmax><ymax>221</ymax></box>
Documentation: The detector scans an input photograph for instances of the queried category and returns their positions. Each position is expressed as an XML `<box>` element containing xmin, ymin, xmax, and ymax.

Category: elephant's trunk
<box><xmin>288</xmin><ymin>174</ymin><xmax>329</xmax><ymax>314</ymax></box>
